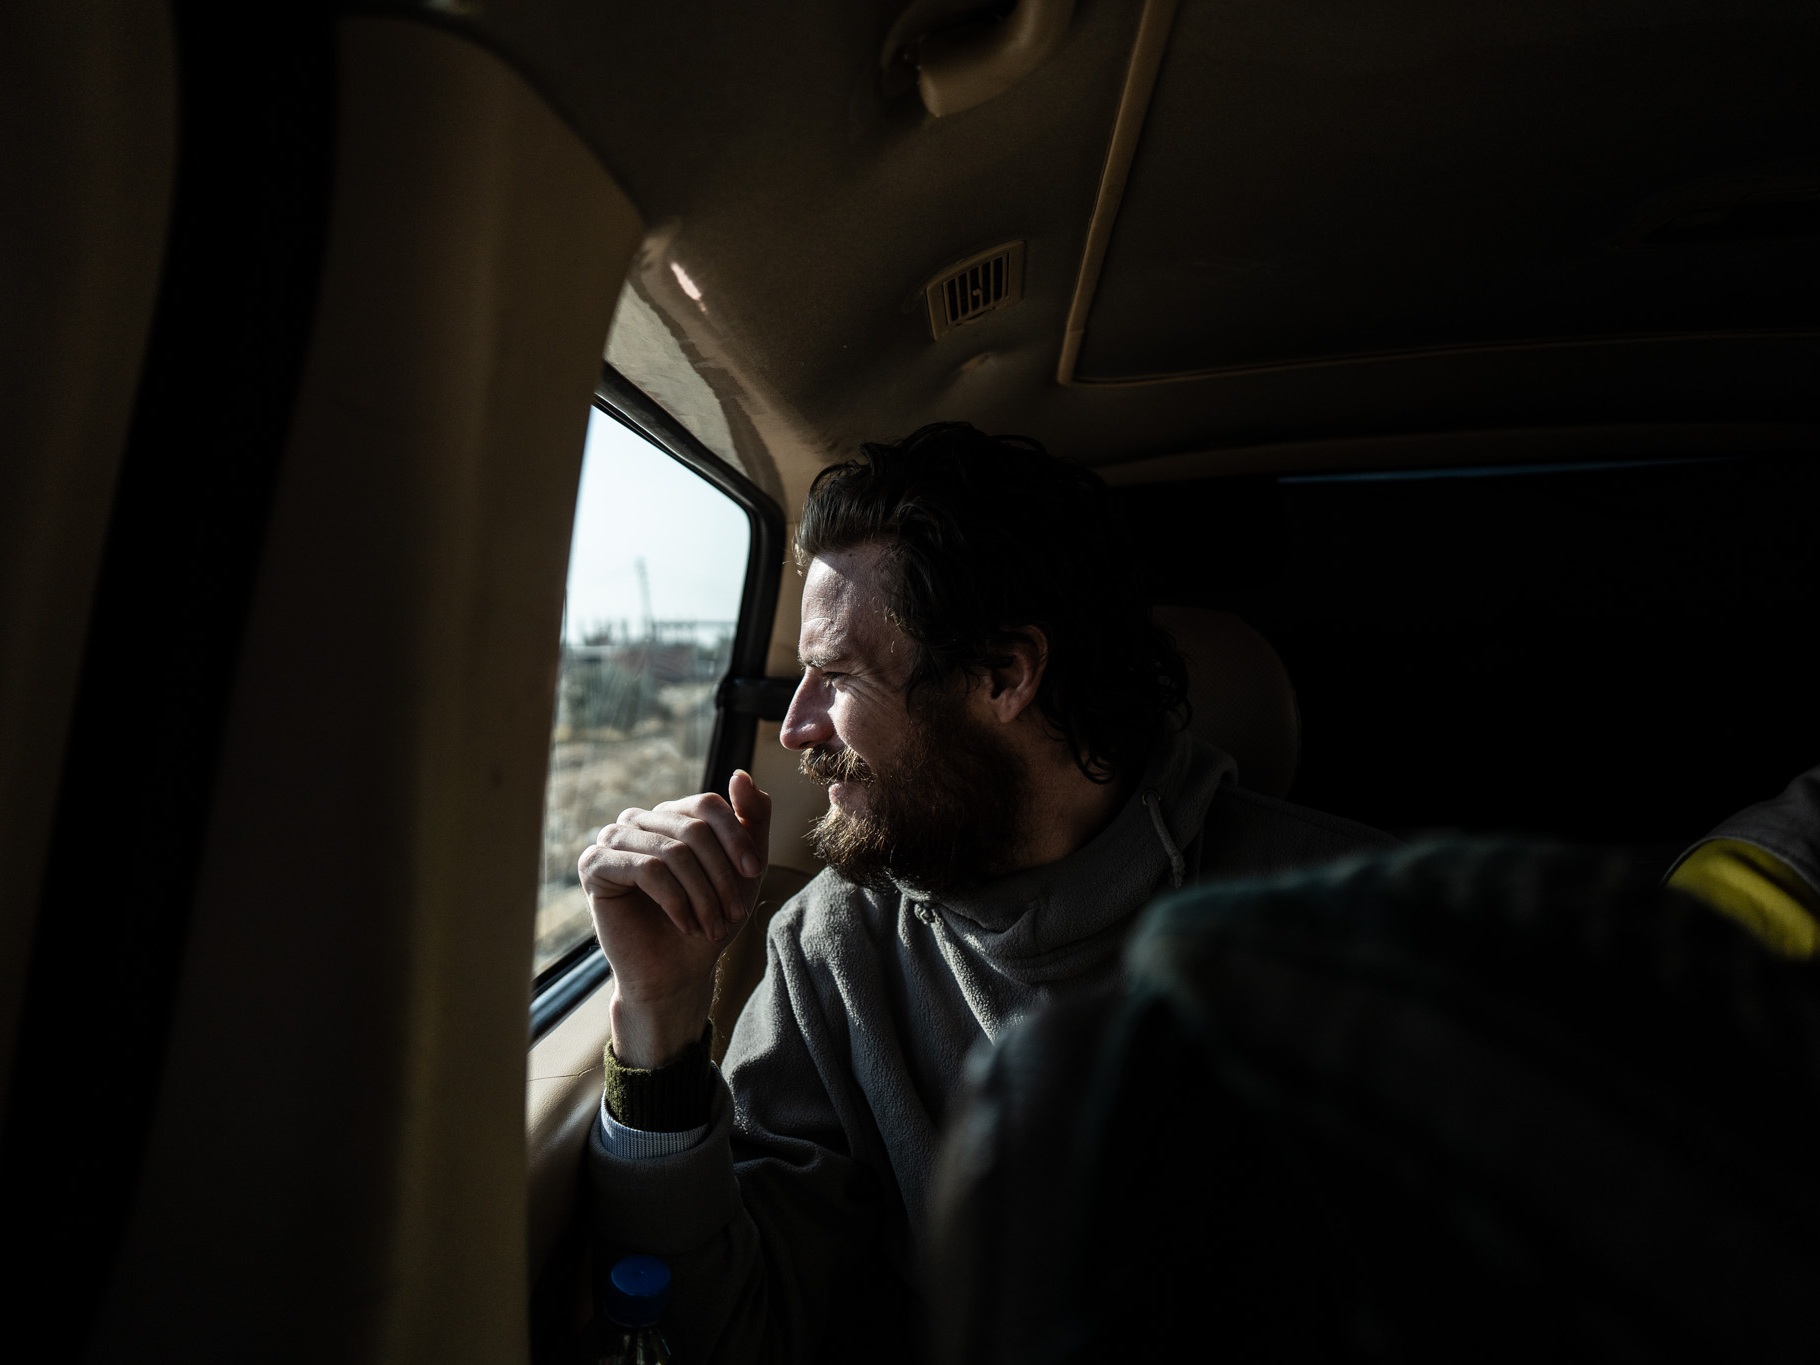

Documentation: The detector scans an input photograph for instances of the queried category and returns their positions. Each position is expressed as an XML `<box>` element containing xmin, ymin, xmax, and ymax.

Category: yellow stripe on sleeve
<box><xmin>1668</xmin><ymin>838</ymin><xmax>1820</xmax><ymax>960</ymax></box>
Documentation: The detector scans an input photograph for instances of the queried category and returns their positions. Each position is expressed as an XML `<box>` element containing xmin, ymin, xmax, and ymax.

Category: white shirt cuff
<box><xmin>597</xmin><ymin>1094</ymin><xmax>710</xmax><ymax>1160</ymax></box>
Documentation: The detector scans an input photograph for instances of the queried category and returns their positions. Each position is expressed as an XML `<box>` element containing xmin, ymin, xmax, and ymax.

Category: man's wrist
<box><xmin>608</xmin><ymin>982</ymin><xmax>713</xmax><ymax>1070</ymax></box>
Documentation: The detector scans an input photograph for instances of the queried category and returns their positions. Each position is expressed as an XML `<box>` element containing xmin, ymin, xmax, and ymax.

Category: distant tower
<box><xmin>635</xmin><ymin>556</ymin><xmax>653</xmax><ymax>642</ymax></box>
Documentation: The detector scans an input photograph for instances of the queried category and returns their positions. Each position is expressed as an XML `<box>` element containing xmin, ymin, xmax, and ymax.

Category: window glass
<box><xmin>536</xmin><ymin>407</ymin><xmax>751</xmax><ymax>976</ymax></box>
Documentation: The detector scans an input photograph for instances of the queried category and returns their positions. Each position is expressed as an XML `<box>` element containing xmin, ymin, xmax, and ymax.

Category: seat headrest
<box><xmin>1152</xmin><ymin>606</ymin><xmax>1301</xmax><ymax>800</ymax></box>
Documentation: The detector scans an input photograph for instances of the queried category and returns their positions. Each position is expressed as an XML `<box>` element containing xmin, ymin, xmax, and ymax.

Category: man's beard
<box><xmin>800</xmin><ymin>690</ymin><xmax>1026</xmax><ymax>896</ymax></box>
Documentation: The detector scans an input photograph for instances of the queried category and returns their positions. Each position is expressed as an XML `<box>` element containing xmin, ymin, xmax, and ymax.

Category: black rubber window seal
<box><xmin>528</xmin><ymin>364</ymin><xmax>786</xmax><ymax>1044</ymax></box>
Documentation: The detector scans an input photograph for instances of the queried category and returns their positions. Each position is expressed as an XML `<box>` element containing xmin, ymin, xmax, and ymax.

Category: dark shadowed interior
<box><xmin>4</xmin><ymin>2</ymin><xmax>1817</xmax><ymax>1360</ymax></box>
<box><xmin>1120</xmin><ymin>454</ymin><xmax>1820</xmax><ymax>847</ymax></box>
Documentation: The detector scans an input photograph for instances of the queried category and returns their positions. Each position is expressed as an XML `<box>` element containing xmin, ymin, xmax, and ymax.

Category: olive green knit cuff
<box><xmin>601</xmin><ymin>1022</ymin><xmax>715</xmax><ymax>1132</ymax></box>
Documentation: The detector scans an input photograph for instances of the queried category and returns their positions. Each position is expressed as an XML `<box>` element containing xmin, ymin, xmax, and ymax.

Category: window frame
<box><xmin>529</xmin><ymin>363</ymin><xmax>786</xmax><ymax>1042</ymax></box>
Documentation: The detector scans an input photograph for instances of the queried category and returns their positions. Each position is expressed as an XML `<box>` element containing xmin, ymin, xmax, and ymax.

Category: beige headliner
<box><xmin>426</xmin><ymin>0</ymin><xmax>1820</xmax><ymax>491</ymax></box>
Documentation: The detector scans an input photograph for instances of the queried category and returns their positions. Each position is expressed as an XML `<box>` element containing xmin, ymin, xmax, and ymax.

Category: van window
<box><xmin>536</xmin><ymin>405</ymin><xmax>751</xmax><ymax>975</ymax></box>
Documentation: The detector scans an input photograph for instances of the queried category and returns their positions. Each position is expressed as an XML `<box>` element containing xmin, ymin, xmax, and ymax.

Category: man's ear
<box><xmin>982</xmin><ymin>627</ymin><xmax>1048</xmax><ymax>724</ymax></box>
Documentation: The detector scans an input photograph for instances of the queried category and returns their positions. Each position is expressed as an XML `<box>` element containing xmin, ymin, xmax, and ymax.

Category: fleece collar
<box><xmin>896</xmin><ymin>730</ymin><xmax>1235</xmax><ymax>968</ymax></box>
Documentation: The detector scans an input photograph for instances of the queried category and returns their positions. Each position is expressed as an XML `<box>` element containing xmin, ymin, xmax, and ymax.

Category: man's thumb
<box><xmin>729</xmin><ymin>769</ymin><xmax>772</xmax><ymax>857</ymax></box>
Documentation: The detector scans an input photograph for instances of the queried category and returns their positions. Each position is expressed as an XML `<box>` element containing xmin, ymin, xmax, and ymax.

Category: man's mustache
<box><xmin>800</xmin><ymin>745</ymin><xmax>873</xmax><ymax>787</ymax></box>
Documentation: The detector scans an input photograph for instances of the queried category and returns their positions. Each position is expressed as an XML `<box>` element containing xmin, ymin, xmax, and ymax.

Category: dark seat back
<box><xmin>929</xmin><ymin>841</ymin><xmax>1820</xmax><ymax>1363</ymax></box>
<box><xmin>1153</xmin><ymin>605</ymin><xmax>1300</xmax><ymax>798</ymax></box>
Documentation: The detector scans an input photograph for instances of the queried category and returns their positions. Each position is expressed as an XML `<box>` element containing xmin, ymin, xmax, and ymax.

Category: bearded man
<box><xmin>579</xmin><ymin>422</ymin><xmax>1391</xmax><ymax>1364</ymax></box>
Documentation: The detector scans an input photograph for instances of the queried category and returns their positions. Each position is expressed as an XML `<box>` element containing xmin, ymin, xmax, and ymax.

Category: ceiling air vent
<box><xmin>925</xmin><ymin>241</ymin><xmax>1025</xmax><ymax>340</ymax></box>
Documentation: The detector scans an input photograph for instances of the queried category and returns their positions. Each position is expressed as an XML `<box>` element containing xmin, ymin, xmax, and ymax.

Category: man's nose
<box><xmin>778</xmin><ymin>675</ymin><xmax>826</xmax><ymax>751</ymax></box>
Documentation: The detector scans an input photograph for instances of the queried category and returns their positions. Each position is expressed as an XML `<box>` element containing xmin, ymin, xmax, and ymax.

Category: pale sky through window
<box><xmin>562</xmin><ymin>407</ymin><xmax>751</xmax><ymax>644</ymax></box>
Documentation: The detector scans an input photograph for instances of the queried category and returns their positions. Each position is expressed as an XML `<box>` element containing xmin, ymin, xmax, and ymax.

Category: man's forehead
<box><xmin>798</xmin><ymin>546</ymin><xmax>898</xmax><ymax>662</ymax></box>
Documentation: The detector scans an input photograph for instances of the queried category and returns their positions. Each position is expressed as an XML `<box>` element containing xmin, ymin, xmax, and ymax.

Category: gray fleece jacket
<box><xmin>586</xmin><ymin>731</ymin><xmax>1392</xmax><ymax>1364</ymax></box>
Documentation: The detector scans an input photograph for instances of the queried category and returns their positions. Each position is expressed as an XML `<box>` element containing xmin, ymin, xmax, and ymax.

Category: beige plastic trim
<box><xmin>1056</xmin><ymin>0</ymin><xmax>1178</xmax><ymax>386</ymax></box>
<box><xmin>917</xmin><ymin>0</ymin><xmax>1076</xmax><ymax>118</ymax></box>
<box><xmin>754</xmin><ymin>718</ymin><xmax>828</xmax><ymax>877</ymax></box>
<box><xmin>527</xmin><ymin>984</ymin><xmax>613</xmax><ymax>1275</ymax></box>
<box><xmin>0</xmin><ymin>0</ymin><xmax>176</xmax><ymax>1128</ymax></box>
<box><xmin>90</xmin><ymin>19</ymin><xmax>640</xmax><ymax>1363</ymax></box>
<box><xmin>1053</xmin><ymin>6</ymin><xmax>1820</xmax><ymax>390</ymax></box>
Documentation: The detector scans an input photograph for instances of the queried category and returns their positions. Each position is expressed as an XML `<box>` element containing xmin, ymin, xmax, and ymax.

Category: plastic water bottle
<box><xmin>596</xmin><ymin>1254</ymin><xmax>674</xmax><ymax>1365</ymax></box>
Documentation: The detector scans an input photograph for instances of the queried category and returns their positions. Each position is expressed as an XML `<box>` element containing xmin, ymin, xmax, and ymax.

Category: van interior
<box><xmin>3</xmin><ymin>1</ymin><xmax>1817</xmax><ymax>1358</ymax></box>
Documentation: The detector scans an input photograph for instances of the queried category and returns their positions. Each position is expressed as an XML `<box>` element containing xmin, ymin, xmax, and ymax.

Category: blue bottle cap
<box><xmin>602</xmin><ymin>1255</ymin><xmax>671</xmax><ymax>1329</ymax></box>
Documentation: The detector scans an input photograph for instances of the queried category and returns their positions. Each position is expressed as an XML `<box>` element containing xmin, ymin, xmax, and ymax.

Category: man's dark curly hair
<box><xmin>795</xmin><ymin>421</ymin><xmax>1188</xmax><ymax>782</ymax></box>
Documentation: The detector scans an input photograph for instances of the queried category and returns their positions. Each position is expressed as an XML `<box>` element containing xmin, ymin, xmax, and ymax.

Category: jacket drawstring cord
<box><xmin>1142</xmin><ymin>790</ymin><xmax>1185</xmax><ymax>890</ymax></box>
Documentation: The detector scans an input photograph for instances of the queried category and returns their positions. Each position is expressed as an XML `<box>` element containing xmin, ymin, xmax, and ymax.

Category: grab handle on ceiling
<box><xmin>914</xmin><ymin>0</ymin><xmax>1075</xmax><ymax>117</ymax></box>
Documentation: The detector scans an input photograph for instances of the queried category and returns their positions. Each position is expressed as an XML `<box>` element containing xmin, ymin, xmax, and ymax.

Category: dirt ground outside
<box><xmin>534</xmin><ymin>679</ymin><xmax>716</xmax><ymax>974</ymax></box>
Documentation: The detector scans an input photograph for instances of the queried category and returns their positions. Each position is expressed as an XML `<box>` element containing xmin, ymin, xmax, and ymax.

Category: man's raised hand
<box><xmin>579</xmin><ymin>769</ymin><xmax>772</xmax><ymax>1068</ymax></box>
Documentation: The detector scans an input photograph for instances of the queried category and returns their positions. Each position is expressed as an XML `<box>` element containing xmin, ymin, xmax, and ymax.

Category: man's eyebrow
<box><xmin>797</xmin><ymin>646</ymin><xmax>850</xmax><ymax>671</ymax></box>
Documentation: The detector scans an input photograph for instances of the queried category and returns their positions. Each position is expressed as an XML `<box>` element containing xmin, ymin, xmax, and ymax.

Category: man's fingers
<box><xmin>582</xmin><ymin>827</ymin><xmax>724</xmax><ymax>939</ymax></box>
<box><xmin>617</xmin><ymin>851</ymin><xmax>699</xmax><ymax>939</ymax></box>
<box><xmin>626</xmin><ymin>811</ymin><xmax>744</xmax><ymax>930</ymax></box>
<box><xmin>615</xmin><ymin>819</ymin><xmax>728</xmax><ymax>939</ymax></box>
<box><xmin>625</xmin><ymin>827</ymin><xmax>730</xmax><ymax>938</ymax></box>
<box><xmin>662</xmin><ymin>790</ymin><xmax>765</xmax><ymax>887</ymax></box>
<box><xmin>587</xmin><ymin>789</ymin><xmax>766</xmax><ymax>931</ymax></box>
